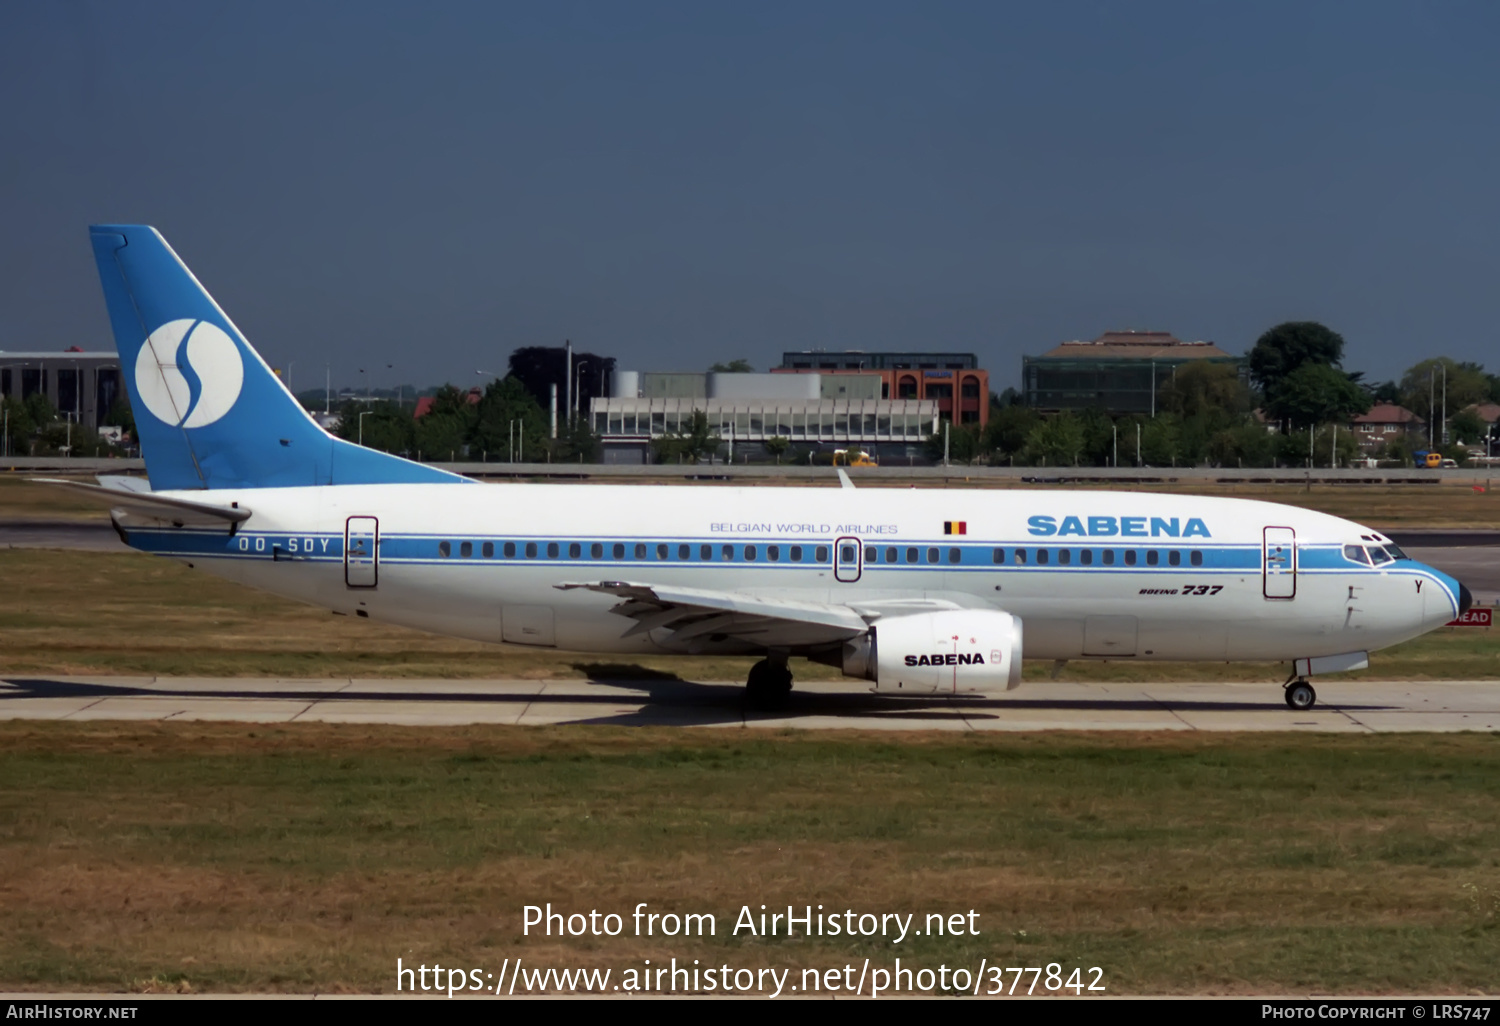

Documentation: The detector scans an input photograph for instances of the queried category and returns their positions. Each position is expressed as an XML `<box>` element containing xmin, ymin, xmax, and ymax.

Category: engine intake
<box><xmin>842</xmin><ymin>610</ymin><xmax>1023</xmax><ymax>693</ymax></box>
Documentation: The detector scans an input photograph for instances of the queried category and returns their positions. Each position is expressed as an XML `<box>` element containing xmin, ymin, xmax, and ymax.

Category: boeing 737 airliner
<box><xmin>48</xmin><ymin>225</ymin><xmax>1473</xmax><ymax>711</ymax></box>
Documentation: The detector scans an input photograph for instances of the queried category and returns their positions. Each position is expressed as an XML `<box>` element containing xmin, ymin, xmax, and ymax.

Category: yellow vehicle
<box><xmin>832</xmin><ymin>449</ymin><xmax>878</xmax><ymax>467</ymax></box>
<box><xmin>1413</xmin><ymin>450</ymin><xmax>1442</xmax><ymax>468</ymax></box>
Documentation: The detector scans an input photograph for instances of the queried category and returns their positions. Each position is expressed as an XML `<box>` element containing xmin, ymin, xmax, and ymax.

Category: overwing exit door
<box><xmin>1263</xmin><ymin>526</ymin><xmax>1296</xmax><ymax>600</ymax></box>
<box><xmin>346</xmin><ymin>516</ymin><xmax>378</xmax><ymax>588</ymax></box>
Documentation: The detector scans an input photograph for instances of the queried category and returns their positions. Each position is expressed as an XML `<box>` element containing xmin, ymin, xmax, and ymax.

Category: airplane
<box><xmin>42</xmin><ymin>224</ymin><xmax>1473</xmax><ymax>713</ymax></box>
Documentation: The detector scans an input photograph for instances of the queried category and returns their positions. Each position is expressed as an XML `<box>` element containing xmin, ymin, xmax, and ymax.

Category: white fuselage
<box><xmin>119</xmin><ymin>483</ymin><xmax>1460</xmax><ymax>667</ymax></box>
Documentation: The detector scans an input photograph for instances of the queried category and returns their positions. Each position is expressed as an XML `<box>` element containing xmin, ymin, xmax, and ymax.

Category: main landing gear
<box><xmin>745</xmin><ymin>656</ymin><xmax>793</xmax><ymax>710</ymax></box>
<box><xmin>1283</xmin><ymin>678</ymin><xmax>1317</xmax><ymax>711</ymax></box>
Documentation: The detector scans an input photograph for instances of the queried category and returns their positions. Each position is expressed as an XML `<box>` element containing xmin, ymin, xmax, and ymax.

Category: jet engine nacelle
<box><xmin>842</xmin><ymin>610</ymin><xmax>1024</xmax><ymax>693</ymax></box>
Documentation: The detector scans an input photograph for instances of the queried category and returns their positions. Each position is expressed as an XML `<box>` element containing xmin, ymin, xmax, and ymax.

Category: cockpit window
<box><xmin>1343</xmin><ymin>544</ymin><xmax>1371</xmax><ymax>565</ymax></box>
<box><xmin>1366</xmin><ymin>546</ymin><xmax>1394</xmax><ymax>565</ymax></box>
<box><xmin>1383</xmin><ymin>543</ymin><xmax>1408</xmax><ymax>561</ymax></box>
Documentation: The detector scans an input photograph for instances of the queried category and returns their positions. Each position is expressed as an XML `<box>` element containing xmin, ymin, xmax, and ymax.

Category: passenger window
<box><xmin>906</xmin><ymin>547</ymin><xmax>919</xmax><ymax>563</ymax></box>
<box><xmin>635</xmin><ymin>543</ymin><xmax>647</xmax><ymax>559</ymax></box>
<box><xmin>1014</xmin><ymin>549</ymin><xmax>1027</xmax><ymax>564</ymax></box>
<box><xmin>1146</xmin><ymin>550</ymin><xmax>1159</xmax><ymax>566</ymax></box>
<box><xmin>657</xmin><ymin>544</ymin><xmax>668</xmax><ymax>560</ymax></box>
<box><xmin>926</xmin><ymin>547</ymin><xmax>939</xmax><ymax>564</ymax></box>
<box><xmin>679</xmin><ymin>544</ymin><xmax>691</xmax><ymax>560</ymax></box>
<box><xmin>746</xmin><ymin>545</ymin><xmax>758</xmax><ymax>561</ymax></box>
<box><xmin>865</xmin><ymin>546</ymin><xmax>877</xmax><ymax>562</ymax></box>
<box><xmin>701</xmin><ymin>544</ymin><xmax>713</xmax><ymax>560</ymax></box>
<box><xmin>768</xmin><ymin>545</ymin><xmax>780</xmax><ymax>561</ymax></box>
<box><xmin>1102</xmin><ymin>550</ymin><xmax>1114</xmax><ymax>566</ymax></box>
<box><xmin>503</xmin><ymin>542</ymin><xmax>516</xmax><ymax>558</ymax></box>
<box><xmin>1058</xmin><ymin>549</ymin><xmax>1071</xmax><ymax>565</ymax></box>
<box><xmin>613</xmin><ymin>543</ymin><xmax>626</xmax><ymax>559</ymax></box>
<box><xmin>815</xmin><ymin>546</ymin><xmax>829</xmax><ymax>562</ymax></box>
<box><xmin>722</xmin><ymin>545</ymin><xmax>734</xmax><ymax>561</ymax></box>
<box><xmin>525</xmin><ymin>542</ymin><xmax>538</xmax><ymax>558</ymax></box>
<box><xmin>547</xmin><ymin>542</ymin><xmax>559</xmax><ymax>558</ymax></box>
<box><xmin>1080</xmin><ymin>550</ymin><xmax>1092</xmax><ymax>566</ymax></box>
<box><xmin>482</xmin><ymin>541</ymin><xmax>494</xmax><ymax>558</ymax></box>
<box><xmin>1344</xmin><ymin>545</ymin><xmax>1370</xmax><ymax>565</ymax></box>
<box><xmin>791</xmin><ymin>545</ymin><xmax>803</xmax><ymax>561</ymax></box>
<box><xmin>439</xmin><ymin>541</ymin><xmax>451</xmax><ymax>558</ymax></box>
<box><xmin>841</xmin><ymin>545</ymin><xmax>856</xmax><ymax>562</ymax></box>
<box><xmin>1190</xmin><ymin>550</ymin><xmax>1203</xmax><ymax>567</ymax></box>
<box><xmin>1037</xmin><ymin>549</ymin><xmax>1049</xmax><ymax>565</ymax></box>
<box><xmin>886</xmin><ymin>547</ymin><xmax>898</xmax><ymax>563</ymax></box>
<box><xmin>569</xmin><ymin>542</ymin><xmax>581</xmax><ymax>559</ymax></box>
<box><xmin>992</xmin><ymin>548</ymin><xmax>1005</xmax><ymax>564</ymax></box>
<box><xmin>1125</xmin><ymin>550</ymin><xmax>1137</xmax><ymax>566</ymax></box>
<box><xmin>948</xmin><ymin>547</ymin><xmax>961</xmax><ymax>564</ymax></box>
<box><xmin>591</xmin><ymin>543</ymin><xmax>604</xmax><ymax>559</ymax></box>
<box><xmin>460</xmin><ymin>541</ymin><xmax>473</xmax><ymax>558</ymax></box>
<box><xmin>1168</xmin><ymin>550</ymin><xmax>1181</xmax><ymax>566</ymax></box>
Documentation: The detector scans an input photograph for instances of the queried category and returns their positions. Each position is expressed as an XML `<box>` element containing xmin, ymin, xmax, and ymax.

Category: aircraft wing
<box><xmin>555</xmin><ymin>581</ymin><xmax>871</xmax><ymax>648</ymax></box>
<box><xmin>27</xmin><ymin>477</ymin><xmax>251</xmax><ymax>527</ymax></box>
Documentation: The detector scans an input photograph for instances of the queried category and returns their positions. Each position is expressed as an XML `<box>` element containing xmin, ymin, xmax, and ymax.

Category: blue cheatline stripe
<box><xmin>127</xmin><ymin>529</ymin><xmax>1425</xmax><ymax>580</ymax></box>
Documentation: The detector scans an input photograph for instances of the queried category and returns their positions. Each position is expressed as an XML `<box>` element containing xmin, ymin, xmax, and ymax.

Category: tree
<box><xmin>1399</xmin><ymin>358</ymin><xmax>1491</xmax><ymax>438</ymax></box>
<box><xmin>1021</xmin><ymin>414</ymin><xmax>1085</xmax><ymax>466</ymax></box>
<box><xmin>552</xmin><ymin>416</ymin><xmax>601</xmax><ymax>462</ymax></box>
<box><xmin>709</xmin><ymin>359</ymin><xmax>753</xmax><ymax>373</ymax></box>
<box><xmin>1450</xmin><ymin>408</ymin><xmax>1488</xmax><ymax>446</ymax></box>
<box><xmin>1139</xmin><ymin>416</ymin><xmax>1183</xmax><ymax>467</ymax></box>
<box><xmin>1367</xmin><ymin>380</ymin><xmax>1401</xmax><ymax>404</ymax></box>
<box><xmin>981</xmin><ymin>403</ymin><xmax>1040</xmax><ymax>459</ymax></box>
<box><xmin>1158</xmin><ymin>362</ymin><xmax>1253</xmax><ymax>421</ymax></box>
<box><xmin>651</xmin><ymin>409</ymin><xmax>719</xmax><ymax>463</ymax></box>
<box><xmin>473</xmin><ymin>376</ymin><xmax>547</xmax><ymax>461</ymax></box>
<box><xmin>335</xmin><ymin>399</ymin><xmax>413</xmax><ymax>455</ymax></box>
<box><xmin>1247</xmin><ymin>321</ymin><xmax>1346</xmax><ymax>397</ymax></box>
<box><xmin>507</xmin><ymin>346</ymin><xmax>615</xmax><ymax>412</ymax></box>
<box><xmin>1264</xmin><ymin>362</ymin><xmax>1370</xmax><ymax>430</ymax></box>
<box><xmin>763</xmin><ymin>436</ymin><xmax>790</xmax><ymax>463</ymax></box>
<box><xmin>924</xmin><ymin>423</ymin><xmax>982</xmax><ymax>464</ymax></box>
<box><xmin>1207</xmin><ymin>423</ymin><xmax>1276</xmax><ymax>467</ymax></box>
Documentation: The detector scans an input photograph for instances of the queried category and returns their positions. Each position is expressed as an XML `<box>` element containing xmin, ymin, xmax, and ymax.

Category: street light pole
<box><xmin>358</xmin><ymin>410</ymin><xmax>372</xmax><ymax>446</ymax></box>
<box><xmin>574</xmin><ymin>361</ymin><xmax>588</xmax><ymax>421</ymax></box>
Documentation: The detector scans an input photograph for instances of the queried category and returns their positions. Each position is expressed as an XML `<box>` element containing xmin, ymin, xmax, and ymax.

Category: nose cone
<box><xmin>1412</xmin><ymin>562</ymin><xmax>1466</xmax><ymax>624</ymax></box>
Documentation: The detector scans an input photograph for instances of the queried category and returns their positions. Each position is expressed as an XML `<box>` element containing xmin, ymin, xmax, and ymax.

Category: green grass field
<box><xmin>0</xmin><ymin>724</ymin><xmax>1496</xmax><ymax>994</ymax></box>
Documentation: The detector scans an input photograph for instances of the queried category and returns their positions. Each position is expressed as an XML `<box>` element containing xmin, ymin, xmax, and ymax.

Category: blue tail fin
<box><xmin>89</xmin><ymin>225</ymin><xmax>469</xmax><ymax>491</ymax></box>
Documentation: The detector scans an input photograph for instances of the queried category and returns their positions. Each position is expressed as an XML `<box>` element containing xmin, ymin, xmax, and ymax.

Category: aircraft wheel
<box><xmin>1284</xmin><ymin>681</ymin><xmax>1316</xmax><ymax>711</ymax></box>
<box><xmin>745</xmin><ymin>659</ymin><xmax>793</xmax><ymax>710</ymax></box>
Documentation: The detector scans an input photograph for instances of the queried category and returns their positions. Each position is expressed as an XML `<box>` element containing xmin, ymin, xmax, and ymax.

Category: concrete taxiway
<box><xmin>2</xmin><ymin>675</ymin><xmax>1497</xmax><ymax>731</ymax></box>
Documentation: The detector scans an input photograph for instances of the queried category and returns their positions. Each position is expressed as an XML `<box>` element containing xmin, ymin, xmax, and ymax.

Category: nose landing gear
<box><xmin>1283</xmin><ymin>678</ymin><xmax>1317</xmax><ymax>711</ymax></box>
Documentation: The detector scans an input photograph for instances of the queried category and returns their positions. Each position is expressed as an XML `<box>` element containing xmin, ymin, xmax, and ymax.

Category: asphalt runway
<box><xmin>2</xmin><ymin>675</ymin><xmax>1498</xmax><ymax>731</ymax></box>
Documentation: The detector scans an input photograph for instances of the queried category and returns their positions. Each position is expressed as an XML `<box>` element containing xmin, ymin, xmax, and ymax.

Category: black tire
<box><xmin>745</xmin><ymin>659</ymin><xmax>793</xmax><ymax>710</ymax></box>
<box><xmin>1285</xmin><ymin>681</ymin><xmax>1316</xmax><ymax>711</ymax></box>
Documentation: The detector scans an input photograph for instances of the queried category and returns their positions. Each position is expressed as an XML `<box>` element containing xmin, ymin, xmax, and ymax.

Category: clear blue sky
<box><xmin>2</xmin><ymin>1</ymin><xmax>1496</xmax><ymax>393</ymax></box>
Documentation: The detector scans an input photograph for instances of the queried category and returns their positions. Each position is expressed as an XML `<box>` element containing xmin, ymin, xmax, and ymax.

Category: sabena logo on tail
<box><xmin>135</xmin><ymin>319</ymin><xmax>245</xmax><ymax>428</ymax></box>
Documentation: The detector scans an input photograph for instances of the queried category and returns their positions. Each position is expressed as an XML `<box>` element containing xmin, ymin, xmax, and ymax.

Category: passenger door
<box><xmin>834</xmin><ymin>535</ymin><xmax>862</xmax><ymax>583</ymax></box>
<box><xmin>1263</xmin><ymin>526</ymin><xmax>1296</xmax><ymax>600</ymax></box>
<box><xmin>345</xmin><ymin>516</ymin><xmax>378</xmax><ymax>588</ymax></box>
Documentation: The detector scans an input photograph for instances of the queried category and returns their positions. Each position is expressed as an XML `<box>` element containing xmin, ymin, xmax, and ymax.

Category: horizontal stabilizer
<box><xmin>28</xmin><ymin>477</ymin><xmax>251</xmax><ymax>526</ymax></box>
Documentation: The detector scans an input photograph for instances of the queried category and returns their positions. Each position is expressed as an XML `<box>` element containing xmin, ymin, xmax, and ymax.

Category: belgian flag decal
<box><xmin>944</xmin><ymin>521</ymin><xmax>967</xmax><ymax>535</ymax></box>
